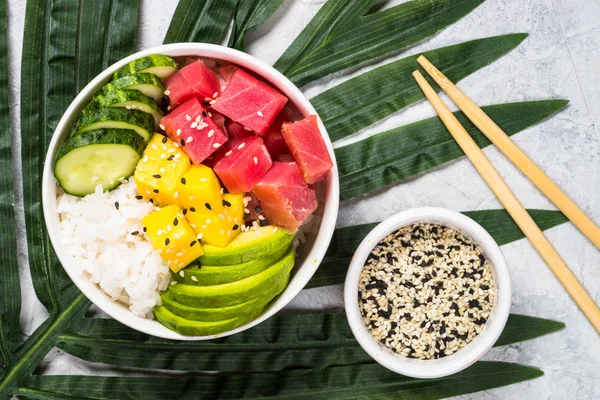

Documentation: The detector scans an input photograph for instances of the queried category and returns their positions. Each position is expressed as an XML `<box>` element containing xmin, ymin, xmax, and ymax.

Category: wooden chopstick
<box><xmin>416</xmin><ymin>55</ymin><xmax>600</xmax><ymax>250</ymax></box>
<box><xmin>412</xmin><ymin>70</ymin><xmax>600</xmax><ymax>333</ymax></box>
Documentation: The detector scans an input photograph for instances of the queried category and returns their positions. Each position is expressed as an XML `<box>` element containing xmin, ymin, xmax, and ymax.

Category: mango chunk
<box><xmin>173</xmin><ymin>164</ymin><xmax>222</xmax><ymax>213</ymax></box>
<box><xmin>134</xmin><ymin>134</ymin><xmax>190</xmax><ymax>206</ymax></box>
<box><xmin>142</xmin><ymin>205</ymin><xmax>203</xmax><ymax>272</ymax></box>
<box><xmin>186</xmin><ymin>193</ymin><xmax>244</xmax><ymax>248</ymax></box>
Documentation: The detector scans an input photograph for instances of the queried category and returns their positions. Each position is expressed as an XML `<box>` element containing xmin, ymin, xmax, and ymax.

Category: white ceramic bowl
<box><xmin>344</xmin><ymin>207</ymin><xmax>511</xmax><ymax>379</ymax></box>
<box><xmin>42</xmin><ymin>43</ymin><xmax>339</xmax><ymax>340</ymax></box>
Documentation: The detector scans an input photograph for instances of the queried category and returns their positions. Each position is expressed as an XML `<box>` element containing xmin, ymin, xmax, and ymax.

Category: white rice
<box><xmin>56</xmin><ymin>180</ymin><xmax>171</xmax><ymax>319</ymax></box>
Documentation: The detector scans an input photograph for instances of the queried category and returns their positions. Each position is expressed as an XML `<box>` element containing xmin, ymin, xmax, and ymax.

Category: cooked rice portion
<box><xmin>56</xmin><ymin>180</ymin><xmax>171</xmax><ymax>318</ymax></box>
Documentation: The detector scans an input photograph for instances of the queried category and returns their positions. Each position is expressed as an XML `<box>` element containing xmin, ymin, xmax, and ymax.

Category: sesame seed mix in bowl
<box><xmin>358</xmin><ymin>223</ymin><xmax>496</xmax><ymax>360</ymax></box>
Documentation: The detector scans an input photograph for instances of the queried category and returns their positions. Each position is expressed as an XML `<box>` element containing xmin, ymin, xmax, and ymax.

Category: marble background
<box><xmin>5</xmin><ymin>0</ymin><xmax>600</xmax><ymax>398</ymax></box>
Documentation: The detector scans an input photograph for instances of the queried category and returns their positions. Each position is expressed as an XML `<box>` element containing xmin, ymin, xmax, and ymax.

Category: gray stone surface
<box><xmin>6</xmin><ymin>0</ymin><xmax>600</xmax><ymax>398</ymax></box>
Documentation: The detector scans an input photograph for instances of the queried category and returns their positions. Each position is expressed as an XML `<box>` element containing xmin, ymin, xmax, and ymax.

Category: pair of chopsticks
<box><xmin>412</xmin><ymin>56</ymin><xmax>600</xmax><ymax>333</ymax></box>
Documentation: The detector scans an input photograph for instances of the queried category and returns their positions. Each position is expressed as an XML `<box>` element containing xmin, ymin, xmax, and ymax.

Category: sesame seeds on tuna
<box><xmin>358</xmin><ymin>223</ymin><xmax>496</xmax><ymax>360</ymax></box>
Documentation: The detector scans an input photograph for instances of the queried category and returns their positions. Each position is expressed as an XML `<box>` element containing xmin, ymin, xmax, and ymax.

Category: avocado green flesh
<box><xmin>155</xmin><ymin>306</ymin><xmax>262</xmax><ymax>336</ymax></box>
<box><xmin>169</xmin><ymin>249</ymin><xmax>295</xmax><ymax>308</ymax></box>
<box><xmin>161</xmin><ymin>271</ymin><xmax>288</xmax><ymax>321</ymax></box>
<box><xmin>174</xmin><ymin>243</ymin><xmax>293</xmax><ymax>286</ymax></box>
<box><xmin>199</xmin><ymin>226</ymin><xmax>295</xmax><ymax>266</ymax></box>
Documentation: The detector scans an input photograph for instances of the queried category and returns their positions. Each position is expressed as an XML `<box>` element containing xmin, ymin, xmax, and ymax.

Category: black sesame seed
<box><xmin>254</xmin><ymin>206</ymin><xmax>262</xmax><ymax>213</ymax></box>
<box><xmin>162</xmin><ymin>136</ymin><xmax>168</xmax><ymax>143</ymax></box>
<box><xmin>232</xmin><ymin>224</ymin><xmax>239</xmax><ymax>230</ymax></box>
<box><xmin>183</xmin><ymin>209</ymin><xmax>188</xmax><ymax>215</ymax></box>
<box><xmin>143</xmin><ymin>227</ymin><xmax>147</xmax><ymax>232</ymax></box>
<box><xmin>180</xmin><ymin>139</ymin><xmax>185</xmax><ymax>146</ymax></box>
<box><xmin>167</xmin><ymin>155</ymin><xmax>174</xmax><ymax>161</ymax></box>
<box><xmin>205</xmin><ymin>203</ymin><xmax>212</xmax><ymax>210</ymax></box>
<box><xmin>190</xmin><ymin>240</ymin><xmax>197</xmax><ymax>247</ymax></box>
<box><xmin>203</xmin><ymin>102</ymin><xmax>211</xmax><ymax>107</ymax></box>
<box><xmin>153</xmin><ymin>189</ymin><xmax>159</xmax><ymax>193</ymax></box>
<box><xmin>222</xmin><ymin>200</ymin><xmax>231</xmax><ymax>207</ymax></box>
<box><xmin>165</xmin><ymin>238</ymin><xmax>170</xmax><ymax>245</ymax></box>
<box><xmin>173</xmin><ymin>218</ymin><xmax>179</xmax><ymax>226</ymax></box>
<box><xmin>259</xmin><ymin>219</ymin><xmax>269</xmax><ymax>227</ymax></box>
<box><xmin>114</xmin><ymin>201</ymin><xmax>119</xmax><ymax>210</ymax></box>
<box><xmin>189</xmin><ymin>207</ymin><xmax>196</xmax><ymax>213</ymax></box>
<box><xmin>481</xmin><ymin>285</ymin><xmax>490</xmax><ymax>291</ymax></box>
<box><xmin>420</xmin><ymin>321</ymin><xmax>427</xmax><ymax>328</ymax></box>
<box><xmin>135</xmin><ymin>195</ymin><xmax>143</xmax><ymax>200</ymax></box>
<box><xmin>153</xmin><ymin>174</ymin><xmax>161</xmax><ymax>178</ymax></box>
<box><xmin>181</xmin><ymin>177</ymin><xmax>186</xmax><ymax>184</ymax></box>
<box><xmin>131</xmin><ymin>231</ymin><xmax>139</xmax><ymax>235</ymax></box>
<box><xmin>149</xmin><ymin>199</ymin><xmax>154</xmax><ymax>204</ymax></box>
<box><xmin>202</xmin><ymin>111</ymin><xmax>207</xmax><ymax>117</ymax></box>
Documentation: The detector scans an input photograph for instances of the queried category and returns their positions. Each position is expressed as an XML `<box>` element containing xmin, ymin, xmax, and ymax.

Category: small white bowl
<box><xmin>42</xmin><ymin>43</ymin><xmax>339</xmax><ymax>340</ymax></box>
<box><xmin>344</xmin><ymin>207</ymin><xmax>511</xmax><ymax>379</ymax></box>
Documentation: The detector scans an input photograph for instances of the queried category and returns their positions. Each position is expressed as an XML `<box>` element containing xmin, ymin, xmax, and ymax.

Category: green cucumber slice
<box><xmin>55</xmin><ymin>129</ymin><xmax>145</xmax><ymax>197</ymax></box>
<box><xmin>81</xmin><ymin>89</ymin><xmax>163</xmax><ymax>128</ymax></box>
<box><xmin>113</xmin><ymin>55</ymin><xmax>178</xmax><ymax>80</ymax></box>
<box><xmin>103</xmin><ymin>73</ymin><xmax>165</xmax><ymax>103</ymax></box>
<box><xmin>73</xmin><ymin>108</ymin><xmax>154</xmax><ymax>141</ymax></box>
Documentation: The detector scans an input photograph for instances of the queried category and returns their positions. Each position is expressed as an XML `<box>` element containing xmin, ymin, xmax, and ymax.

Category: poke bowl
<box><xmin>42</xmin><ymin>43</ymin><xmax>339</xmax><ymax>340</ymax></box>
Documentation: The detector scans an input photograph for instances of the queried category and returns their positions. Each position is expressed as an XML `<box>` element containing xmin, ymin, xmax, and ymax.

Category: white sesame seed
<box><xmin>176</xmin><ymin>129</ymin><xmax>182</xmax><ymax>136</ymax></box>
<box><xmin>209</xmin><ymin>100</ymin><xmax>216</xmax><ymax>105</ymax></box>
<box><xmin>208</xmin><ymin>130</ymin><xmax>214</xmax><ymax>138</ymax></box>
<box><xmin>213</xmin><ymin>143</ymin><xmax>221</xmax><ymax>148</ymax></box>
<box><xmin>257</xmin><ymin>111</ymin><xmax>264</xmax><ymax>117</ymax></box>
<box><xmin>225</xmin><ymin>150</ymin><xmax>232</xmax><ymax>156</ymax></box>
<box><xmin>191</xmin><ymin>276</ymin><xmax>198</xmax><ymax>282</ymax></box>
<box><xmin>237</xmin><ymin>143</ymin><xmax>245</xmax><ymax>150</ymax></box>
<box><xmin>253</xmin><ymin>156</ymin><xmax>258</xmax><ymax>165</ymax></box>
<box><xmin>185</xmin><ymin>114</ymin><xmax>191</xmax><ymax>121</ymax></box>
<box><xmin>213</xmin><ymin>92</ymin><xmax>219</xmax><ymax>98</ymax></box>
<box><xmin>159</xmin><ymin>123</ymin><xmax>165</xmax><ymax>130</ymax></box>
<box><xmin>186</xmin><ymin>136</ymin><xmax>194</xmax><ymax>143</ymax></box>
<box><xmin>190</xmin><ymin>121</ymin><xmax>198</xmax><ymax>129</ymax></box>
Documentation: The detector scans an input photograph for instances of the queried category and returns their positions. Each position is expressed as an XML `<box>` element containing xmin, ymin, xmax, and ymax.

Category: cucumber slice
<box><xmin>81</xmin><ymin>89</ymin><xmax>163</xmax><ymax>128</ymax></box>
<box><xmin>73</xmin><ymin>108</ymin><xmax>154</xmax><ymax>141</ymax></box>
<box><xmin>103</xmin><ymin>73</ymin><xmax>165</xmax><ymax>103</ymax></box>
<box><xmin>113</xmin><ymin>55</ymin><xmax>178</xmax><ymax>80</ymax></box>
<box><xmin>55</xmin><ymin>129</ymin><xmax>145</xmax><ymax>197</ymax></box>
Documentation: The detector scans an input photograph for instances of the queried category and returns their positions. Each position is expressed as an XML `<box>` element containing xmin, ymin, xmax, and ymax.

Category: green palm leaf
<box><xmin>336</xmin><ymin>100</ymin><xmax>568</xmax><ymax>200</ymax></box>
<box><xmin>275</xmin><ymin>0</ymin><xmax>484</xmax><ymax>87</ymax></box>
<box><xmin>0</xmin><ymin>0</ymin><xmax>20</xmax><ymax>374</ymax></box>
<box><xmin>307</xmin><ymin>209</ymin><xmax>568</xmax><ymax>289</ymax></box>
<box><xmin>17</xmin><ymin>361</ymin><xmax>542</xmax><ymax>400</ymax></box>
<box><xmin>56</xmin><ymin>312</ymin><xmax>563</xmax><ymax>372</ymax></box>
<box><xmin>164</xmin><ymin>0</ymin><xmax>238</xmax><ymax>44</ymax></box>
<box><xmin>229</xmin><ymin>0</ymin><xmax>286</xmax><ymax>51</ymax></box>
<box><xmin>0</xmin><ymin>0</ymin><xmax>576</xmax><ymax>398</ymax></box>
<box><xmin>313</xmin><ymin>33</ymin><xmax>528</xmax><ymax>141</ymax></box>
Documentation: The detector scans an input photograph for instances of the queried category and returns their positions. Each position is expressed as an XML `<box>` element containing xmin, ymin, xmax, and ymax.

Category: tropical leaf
<box><xmin>76</xmin><ymin>0</ymin><xmax>139</xmax><ymax>92</ymax></box>
<box><xmin>0</xmin><ymin>0</ymin><xmax>20</xmax><ymax>374</ymax></box>
<box><xmin>17</xmin><ymin>361</ymin><xmax>542</xmax><ymax>400</ymax></box>
<box><xmin>275</xmin><ymin>0</ymin><xmax>484</xmax><ymax>87</ymax></box>
<box><xmin>306</xmin><ymin>209</ymin><xmax>568</xmax><ymax>289</ymax></box>
<box><xmin>312</xmin><ymin>34</ymin><xmax>528</xmax><ymax>141</ymax></box>
<box><xmin>57</xmin><ymin>312</ymin><xmax>564</xmax><ymax>372</ymax></box>
<box><xmin>336</xmin><ymin>100</ymin><xmax>569</xmax><ymax>200</ymax></box>
<box><xmin>229</xmin><ymin>0</ymin><xmax>286</xmax><ymax>51</ymax></box>
<box><xmin>163</xmin><ymin>0</ymin><xmax>238</xmax><ymax>44</ymax></box>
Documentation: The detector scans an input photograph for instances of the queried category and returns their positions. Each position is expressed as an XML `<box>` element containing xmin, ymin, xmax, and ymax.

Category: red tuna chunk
<box><xmin>282</xmin><ymin>115</ymin><xmax>333</xmax><ymax>184</ymax></box>
<box><xmin>212</xmin><ymin>69</ymin><xmax>288</xmax><ymax>135</ymax></box>
<box><xmin>164</xmin><ymin>60</ymin><xmax>220</xmax><ymax>108</ymax></box>
<box><xmin>263</xmin><ymin>120</ymin><xmax>289</xmax><ymax>158</ymax></box>
<box><xmin>225</xmin><ymin>120</ymin><xmax>254</xmax><ymax>141</ymax></box>
<box><xmin>213</xmin><ymin>136</ymin><xmax>273</xmax><ymax>193</ymax></box>
<box><xmin>253</xmin><ymin>162</ymin><xmax>317</xmax><ymax>232</ymax></box>
<box><xmin>160</xmin><ymin>97</ymin><xmax>227</xmax><ymax>164</ymax></box>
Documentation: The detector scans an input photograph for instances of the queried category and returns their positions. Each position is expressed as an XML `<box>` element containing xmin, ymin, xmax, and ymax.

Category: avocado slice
<box><xmin>162</xmin><ymin>270</ymin><xmax>290</xmax><ymax>321</ymax></box>
<box><xmin>174</xmin><ymin>243</ymin><xmax>293</xmax><ymax>286</ymax></box>
<box><xmin>198</xmin><ymin>226</ymin><xmax>294</xmax><ymax>266</ymax></box>
<box><xmin>155</xmin><ymin>305</ymin><xmax>263</xmax><ymax>336</ymax></box>
<box><xmin>169</xmin><ymin>248</ymin><xmax>295</xmax><ymax>308</ymax></box>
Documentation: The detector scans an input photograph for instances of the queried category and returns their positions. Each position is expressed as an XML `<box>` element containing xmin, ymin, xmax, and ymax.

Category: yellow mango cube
<box><xmin>173</xmin><ymin>164</ymin><xmax>223</xmax><ymax>213</ymax></box>
<box><xmin>185</xmin><ymin>193</ymin><xmax>244</xmax><ymax>248</ymax></box>
<box><xmin>142</xmin><ymin>205</ymin><xmax>203</xmax><ymax>272</ymax></box>
<box><xmin>134</xmin><ymin>134</ymin><xmax>190</xmax><ymax>206</ymax></box>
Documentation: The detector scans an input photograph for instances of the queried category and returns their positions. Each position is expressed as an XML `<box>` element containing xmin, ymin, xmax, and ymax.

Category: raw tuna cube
<box><xmin>282</xmin><ymin>115</ymin><xmax>333</xmax><ymax>184</ymax></box>
<box><xmin>210</xmin><ymin>110</ymin><xmax>226</xmax><ymax>133</ymax></box>
<box><xmin>212</xmin><ymin>69</ymin><xmax>288</xmax><ymax>135</ymax></box>
<box><xmin>164</xmin><ymin>60</ymin><xmax>220</xmax><ymax>108</ymax></box>
<box><xmin>253</xmin><ymin>162</ymin><xmax>318</xmax><ymax>232</ymax></box>
<box><xmin>213</xmin><ymin>136</ymin><xmax>273</xmax><ymax>193</ymax></box>
<box><xmin>160</xmin><ymin>97</ymin><xmax>227</xmax><ymax>164</ymax></box>
<box><xmin>263</xmin><ymin>120</ymin><xmax>289</xmax><ymax>157</ymax></box>
<box><xmin>225</xmin><ymin>120</ymin><xmax>253</xmax><ymax>141</ymax></box>
<box><xmin>219</xmin><ymin>65</ymin><xmax>237</xmax><ymax>83</ymax></box>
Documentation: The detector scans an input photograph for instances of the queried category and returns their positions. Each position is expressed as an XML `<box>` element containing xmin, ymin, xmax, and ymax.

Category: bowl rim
<box><xmin>344</xmin><ymin>207</ymin><xmax>511</xmax><ymax>379</ymax></box>
<box><xmin>42</xmin><ymin>43</ymin><xmax>340</xmax><ymax>340</ymax></box>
